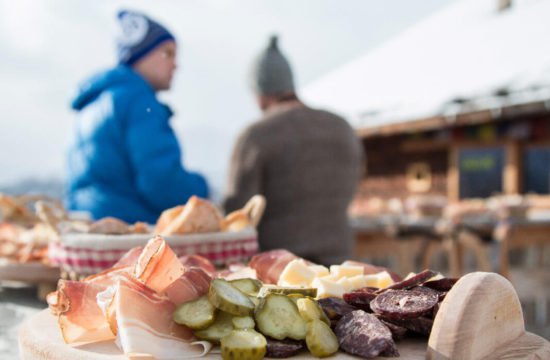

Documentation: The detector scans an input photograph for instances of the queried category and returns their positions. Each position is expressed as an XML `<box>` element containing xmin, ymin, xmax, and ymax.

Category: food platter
<box><xmin>19</xmin><ymin>271</ymin><xmax>550</xmax><ymax>360</ymax></box>
<box><xmin>19</xmin><ymin>309</ymin><xmax>426</xmax><ymax>359</ymax></box>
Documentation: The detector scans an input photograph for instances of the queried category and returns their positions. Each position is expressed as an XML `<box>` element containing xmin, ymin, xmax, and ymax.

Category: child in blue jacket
<box><xmin>66</xmin><ymin>10</ymin><xmax>209</xmax><ymax>223</ymax></box>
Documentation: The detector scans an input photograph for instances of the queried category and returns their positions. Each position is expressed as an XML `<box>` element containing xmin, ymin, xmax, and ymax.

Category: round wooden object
<box><xmin>428</xmin><ymin>271</ymin><xmax>550</xmax><ymax>359</ymax></box>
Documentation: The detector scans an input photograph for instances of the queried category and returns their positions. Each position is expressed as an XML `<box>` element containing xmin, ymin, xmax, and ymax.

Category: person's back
<box><xmin>224</xmin><ymin>36</ymin><xmax>362</xmax><ymax>264</ymax></box>
<box><xmin>67</xmin><ymin>10</ymin><xmax>209</xmax><ymax>223</ymax></box>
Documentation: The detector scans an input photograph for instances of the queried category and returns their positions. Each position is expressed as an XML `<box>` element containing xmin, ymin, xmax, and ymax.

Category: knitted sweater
<box><xmin>224</xmin><ymin>103</ymin><xmax>363</xmax><ymax>265</ymax></box>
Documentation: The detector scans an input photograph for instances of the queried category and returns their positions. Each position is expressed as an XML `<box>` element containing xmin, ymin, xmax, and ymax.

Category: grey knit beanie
<box><xmin>250</xmin><ymin>35</ymin><xmax>295</xmax><ymax>96</ymax></box>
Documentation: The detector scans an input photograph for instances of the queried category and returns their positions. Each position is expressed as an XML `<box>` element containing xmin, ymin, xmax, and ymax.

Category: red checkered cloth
<box><xmin>48</xmin><ymin>228</ymin><xmax>258</xmax><ymax>275</ymax></box>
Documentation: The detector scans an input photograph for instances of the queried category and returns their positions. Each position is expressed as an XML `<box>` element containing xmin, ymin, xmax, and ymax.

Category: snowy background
<box><xmin>0</xmin><ymin>0</ymin><xmax>452</xmax><ymax>201</ymax></box>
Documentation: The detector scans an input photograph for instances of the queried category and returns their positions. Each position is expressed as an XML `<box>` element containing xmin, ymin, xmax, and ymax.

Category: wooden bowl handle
<box><xmin>242</xmin><ymin>195</ymin><xmax>266</xmax><ymax>228</ymax></box>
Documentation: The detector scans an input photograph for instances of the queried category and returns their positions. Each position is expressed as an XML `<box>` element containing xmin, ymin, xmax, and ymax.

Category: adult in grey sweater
<box><xmin>224</xmin><ymin>36</ymin><xmax>363</xmax><ymax>265</ymax></box>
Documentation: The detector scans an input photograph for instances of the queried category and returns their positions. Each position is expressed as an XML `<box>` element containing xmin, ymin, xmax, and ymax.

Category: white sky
<box><xmin>0</xmin><ymin>0</ymin><xmax>452</xmax><ymax>198</ymax></box>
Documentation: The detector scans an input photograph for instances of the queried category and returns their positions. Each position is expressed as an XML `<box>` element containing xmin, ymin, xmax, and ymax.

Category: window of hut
<box><xmin>524</xmin><ymin>147</ymin><xmax>550</xmax><ymax>194</ymax></box>
<box><xmin>458</xmin><ymin>147</ymin><xmax>504</xmax><ymax>198</ymax></box>
<box><xmin>406</xmin><ymin>162</ymin><xmax>432</xmax><ymax>193</ymax></box>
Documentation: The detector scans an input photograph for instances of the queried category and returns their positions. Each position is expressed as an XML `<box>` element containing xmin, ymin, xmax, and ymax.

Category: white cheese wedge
<box><xmin>376</xmin><ymin>271</ymin><xmax>394</xmax><ymax>289</ymax></box>
<box><xmin>308</xmin><ymin>265</ymin><xmax>330</xmax><ymax>278</ymax></box>
<box><xmin>347</xmin><ymin>275</ymin><xmax>367</xmax><ymax>291</ymax></box>
<box><xmin>311</xmin><ymin>277</ymin><xmax>345</xmax><ymax>299</ymax></box>
<box><xmin>329</xmin><ymin>265</ymin><xmax>364</xmax><ymax>280</ymax></box>
<box><xmin>363</xmin><ymin>271</ymin><xmax>394</xmax><ymax>289</ymax></box>
<box><xmin>337</xmin><ymin>277</ymin><xmax>354</xmax><ymax>293</ymax></box>
<box><xmin>278</xmin><ymin>259</ymin><xmax>316</xmax><ymax>287</ymax></box>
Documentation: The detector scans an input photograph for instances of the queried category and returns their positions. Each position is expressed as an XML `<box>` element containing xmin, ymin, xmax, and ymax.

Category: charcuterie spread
<box><xmin>41</xmin><ymin>234</ymin><xmax>460</xmax><ymax>359</ymax></box>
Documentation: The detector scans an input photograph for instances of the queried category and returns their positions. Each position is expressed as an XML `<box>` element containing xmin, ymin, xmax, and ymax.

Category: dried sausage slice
<box><xmin>377</xmin><ymin>269</ymin><xmax>438</xmax><ymax>293</ymax></box>
<box><xmin>371</xmin><ymin>289</ymin><xmax>439</xmax><ymax>321</ymax></box>
<box><xmin>334</xmin><ymin>310</ymin><xmax>397</xmax><ymax>358</ymax></box>
<box><xmin>317</xmin><ymin>297</ymin><xmax>357</xmax><ymax>321</ymax></box>
<box><xmin>265</xmin><ymin>338</ymin><xmax>304</xmax><ymax>358</ymax></box>
<box><xmin>422</xmin><ymin>277</ymin><xmax>458</xmax><ymax>292</ymax></box>
<box><xmin>386</xmin><ymin>316</ymin><xmax>434</xmax><ymax>337</ymax></box>
<box><xmin>342</xmin><ymin>287</ymin><xmax>378</xmax><ymax>312</ymax></box>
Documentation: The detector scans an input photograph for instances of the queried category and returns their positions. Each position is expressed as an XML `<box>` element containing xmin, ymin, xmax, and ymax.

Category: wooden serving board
<box><xmin>18</xmin><ymin>272</ymin><xmax>550</xmax><ymax>360</ymax></box>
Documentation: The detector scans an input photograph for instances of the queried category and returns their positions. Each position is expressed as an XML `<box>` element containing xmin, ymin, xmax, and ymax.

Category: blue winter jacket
<box><xmin>66</xmin><ymin>65</ymin><xmax>209</xmax><ymax>223</ymax></box>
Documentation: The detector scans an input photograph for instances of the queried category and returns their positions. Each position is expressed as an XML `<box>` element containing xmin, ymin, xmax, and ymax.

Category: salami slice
<box><xmin>265</xmin><ymin>338</ymin><xmax>304</xmax><ymax>358</ymax></box>
<box><xmin>371</xmin><ymin>289</ymin><xmax>439</xmax><ymax>320</ymax></box>
<box><xmin>379</xmin><ymin>318</ymin><xmax>407</xmax><ymax>341</ymax></box>
<box><xmin>386</xmin><ymin>316</ymin><xmax>434</xmax><ymax>337</ymax></box>
<box><xmin>334</xmin><ymin>310</ymin><xmax>397</xmax><ymax>358</ymax></box>
<box><xmin>343</xmin><ymin>287</ymin><xmax>378</xmax><ymax>312</ymax></box>
<box><xmin>422</xmin><ymin>277</ymin><xmax>458</xmax><ymax>292</ymax></box>
<box><xmin>377</xmin><ymin>269</ymin><xmax>438</xmax><ymax>294</ymax></box>
<box><xmin>317</xmin><ymin>297</ymin><xmax>357</xmax><ymax>320</ymax></box>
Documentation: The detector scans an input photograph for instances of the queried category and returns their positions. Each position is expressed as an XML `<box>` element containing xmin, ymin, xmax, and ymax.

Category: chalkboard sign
<box><xmin>524</xmin><ymin>147</ymin><xmax>550</xmax><ymax>194</ymax></box>
<box><xmin>459</xmin><ymin>147</ymin><xmax>504</xmax><ymax>199</ymax></box>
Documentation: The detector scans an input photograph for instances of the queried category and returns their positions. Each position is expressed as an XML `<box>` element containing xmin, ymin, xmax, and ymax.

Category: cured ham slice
<box><xmin>249</xmin><ymin>249</ymin><xmax>298</xmax><ymax>284</ymax></box>
<box><xmin>135</xmin><ymin>236</ymin><xmax>185</xmax><ymax>294</ymax></box>
<box><xmin>178</xmin><ymin>254</ymin><xmax>216</xmax><ymax>276</ymax></box>
<box><xmin>164</xmin><ymin>267</ymin><xmax>211</xmax><ymax>305</ymax></box>
<box><xmin>114</xmin><ymin>246</ymin><xmax>144</xmax><ymax>268</ymax></box>
<box><xmin>113</xmin><ymin>275</ymin><xmax>211</xmax><ymax>359</ymax></box>
<box><xmin>55</xmin><ymin>280</ymin><xmax>116</xmax><ymax>344</ymax></box>
<box><xmin>341</xmin><ymin>260</ymin><xmax>402</xmax><ymax>282</ymax></box>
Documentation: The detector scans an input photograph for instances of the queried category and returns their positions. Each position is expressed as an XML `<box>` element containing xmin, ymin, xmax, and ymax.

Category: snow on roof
<box><xmin>301</xmin><ymin>0</ymin><xmax>550</xmax><ymax>129</ymax></box>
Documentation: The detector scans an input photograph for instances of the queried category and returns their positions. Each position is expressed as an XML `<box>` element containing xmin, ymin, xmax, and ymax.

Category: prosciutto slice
<box><xmin>135</xmin><ymin>236</ymin><xmax>185</xmax><ymax>293</ymax></box>
<box><xmin>113</xmin><ymin>246</ymin><xmax>144</xmax><ymax>268</ymax></box>
<box><xmin>113</xmin><ymin>275</ymin><xmax>211</xmax><ymax>359</ymax></box>
<box><xmin>249</xmin><ymin>249</ymin><xmax>298</xmax><ymax>284</ymax></box>
<box><xmin>55</xmin><ymin>280</ymin><xmax>116</xmax><ymax>344</ymax></box>
<box><xmin>178</xmin><ymin>254</ymin><xmax>216</xmax><ymax>276</ymax></box>
<box><xmin>164</xmin><ymin>267</ymin><xmax>211</xmax><ymax>305</ymax></box>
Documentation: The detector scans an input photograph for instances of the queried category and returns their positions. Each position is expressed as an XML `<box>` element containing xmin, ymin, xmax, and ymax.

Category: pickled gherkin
<box><xmin>258</xmin><ymin>285</ymin><xmax>317</xmax><ymax>298</ymax></box>
<box><xmin>232</xmin><ymin>316</ymin><xmax>255</xmax><ymax>329</ymax></box>
<box><xmin>193</xmin><ymin>311</ymin><xmax>234</xmax><ymax>344</ymax></box>
<box><xmin>230</xmin><ymin>278</ymin><xmax>262</xmax><ymax>295</ymax></box>
<box><xmin>221</xmin><ymin>329</ymin><xmax>267</xmax><ymax>360</ymax></box>
<box><xmin>305</xmin><ymin>319</ymin><xmax>339</xmax><ymax>358</ymax></box>
<box><xmin>173</xmin><ymin>296</ymin><xmax>215</xmax><ymax>330</ymax></box>
<box><xmin>209</xmin><ymin>279</ymin><xmax>256</xmax><ymax>316</ymax></box>
<box><xmin>254</xmin><ymin>294</ymin><xmax>307</xmax><ymax>341</ymax></box>
<box><xmin>296</xmin><ymin>298</ymin><xmax>330</xmax><ymax>326</ymax></box>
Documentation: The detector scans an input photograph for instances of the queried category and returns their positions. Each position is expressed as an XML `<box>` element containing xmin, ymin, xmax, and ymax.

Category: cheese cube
<box><xmin>329</xmin><ymin>265</ymin><xmax>364</xmax><ymax>280</ymax></box>
<box><xmin>337</xmin><ymin>277</ymin><xmax>354</xmax><ymax>293</ymax></box>
<box><xmin>308</xmin><ymin>265</ymin><xmax>330</xmax><ymax>278</ymax></box>
<box><xmin>364</xmin><ymin>274</ymin><xmax>380</xmax><ymax>288</ymax></box>
<box><xmin>376</xmin><ymin>271</ymin><xmax>394</xmax><ymax>289</ymax></box>
<box><xmin>347</xmin><ymin>275</ymin><xmax>367</xmax><ymax>291</ymax></box>
<box><xmin>311</xmin><ymin>277</ymin><xmax>345</xmax><ymax>299</ymax></box>
<box><xmin>278</xmin><ymin>259</ymin><xmax>316</xmax><ymax>287</ymax></box>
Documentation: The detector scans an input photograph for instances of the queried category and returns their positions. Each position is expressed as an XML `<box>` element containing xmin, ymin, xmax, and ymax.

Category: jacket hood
<box><xmin>71</xmin><ymin>65</ymin><xmax>150</xmax><ymax>110</ymax></box>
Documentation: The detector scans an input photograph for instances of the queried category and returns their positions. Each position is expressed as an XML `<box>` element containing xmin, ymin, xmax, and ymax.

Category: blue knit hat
<box><xmin>116</xmin><ymin>10</ymin><xmax>175</xmax><ymax>66</ymax></box>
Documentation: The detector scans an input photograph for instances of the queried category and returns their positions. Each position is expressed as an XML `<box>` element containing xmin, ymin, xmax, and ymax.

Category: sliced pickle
<box><xmin>232</xmin><ymin>316</ymin><xmax>255</xmax><ymax>329</ymax></box>
<box><xmin>230</xmin><ymin>278</ymin><xmax>263</xmax><ymax>295</ymax></box>
<box><xmin>173</xmin><ymin>295</ymin><xmax>216</xmax><ymax>330</ymax></box>
<box><xmin>193</xmin><ymin>311</ymin><xmax>234</xmax><ymax>344</ymax></box>
<box><xmin>209</xmin><ymin>279</ymin><xmax>255</xmax><ymax>316</ymax></box>
<box><xmin>258</xmin><ymin>285</ymin><xmax>317</xmax><ymax>298</ymax></box>
<box><xmin>221</xmin><ymin>329</ymin><xmax>267</xmax><ymax>360</ymax></box>
<box><xmin>305</xmin><ymin>319</ymin><xmax>339</xmax><ymax>358</ymax></box>
<box><xmin>254</xmin><ymin>294</ymin><xmax>307</xmax><ymax>341</ymax></box>
<box><xmin>296</xmin><ymin>298</ymin><xmax>330</xmax><ymax>325</ymax></box>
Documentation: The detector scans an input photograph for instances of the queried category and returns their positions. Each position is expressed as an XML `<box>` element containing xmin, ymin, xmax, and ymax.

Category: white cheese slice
<box><xmin>308</xmin><ymin>265</ymin><xmax>330</xmax><ymax>278</ymax></box>
<box><xmin>277</xmin><ymin>259</ymin><xmax>316</xmax><ymax>287</ymax></box>
<box><xmin>311</xmin><ymin>277</ymin><xmax>345</xmax><ymax>299</ymax></box>
<box><xmin>329</xmin><ymin>265</ymin><xmax>364</xmax><ymax>280</ymax></box>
